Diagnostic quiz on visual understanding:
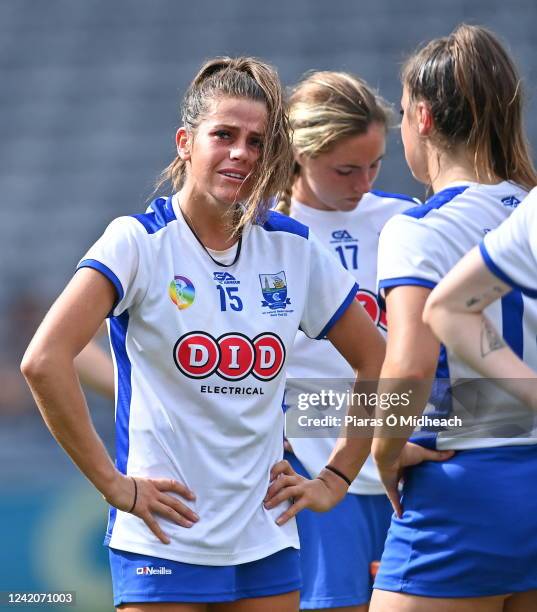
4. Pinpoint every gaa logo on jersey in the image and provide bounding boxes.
[330,229,358,243]
[213,272,240,285]
[501,195,521,209]
[356,289,387,330]
[173,331,285,381]
[259,272,291,310]
[169,275,195,310]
